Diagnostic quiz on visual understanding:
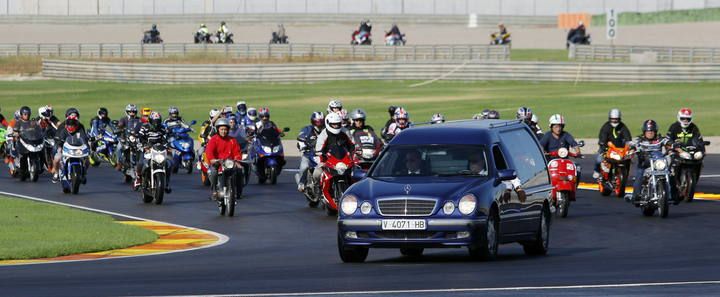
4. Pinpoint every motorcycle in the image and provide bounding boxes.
[566,29,591,49]
[490,32,512,45]
[60,135,89,194]
[599,142,633,198]
[251,127,289,185]
[319,146,355,216]
[295,148,321,208]
[352,130,383,172]
[119,128,140,184]
[42,135,56,172]
[17,128,44,182]
[672,140,711,203]
[215,32,234,44]
[91,123,119,168]
[4,131,19,177]
[270,31,289,44]
[168,120,196,174]
[546,142,583,218]
[139,143,169,205]
[351,30,372,45]
[142,31,163,44]
[632,139,672,218]
[385,32,405,46]
[214,159,244,217]
[194,31,211,44]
